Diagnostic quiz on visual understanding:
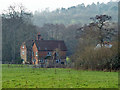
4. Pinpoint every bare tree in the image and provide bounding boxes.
[2,4,32,63]
[77,15,117,47]
[90,15,117,46]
